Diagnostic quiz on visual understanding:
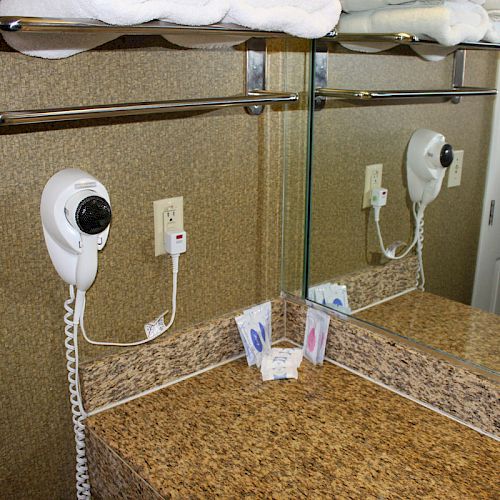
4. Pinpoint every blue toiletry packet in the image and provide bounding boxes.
[235,301,272,367]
